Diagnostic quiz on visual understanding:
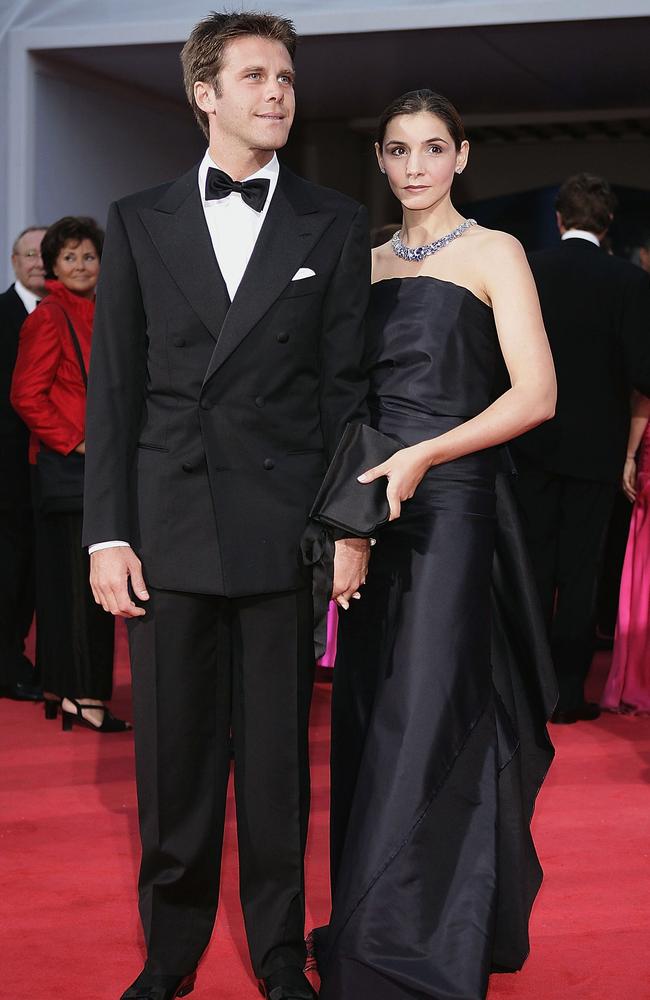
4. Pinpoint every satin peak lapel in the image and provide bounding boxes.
[203,178,334,383]
[138,168,230,343]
